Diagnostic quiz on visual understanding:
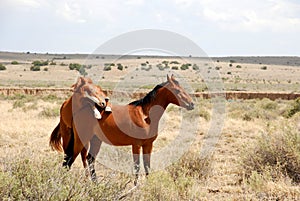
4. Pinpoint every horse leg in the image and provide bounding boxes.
[132,145,141,186]
[62,127,74,168]
[87,135,102,182]
[63,128,86,170]
[142,143,153,176]
[81,144,89,177]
